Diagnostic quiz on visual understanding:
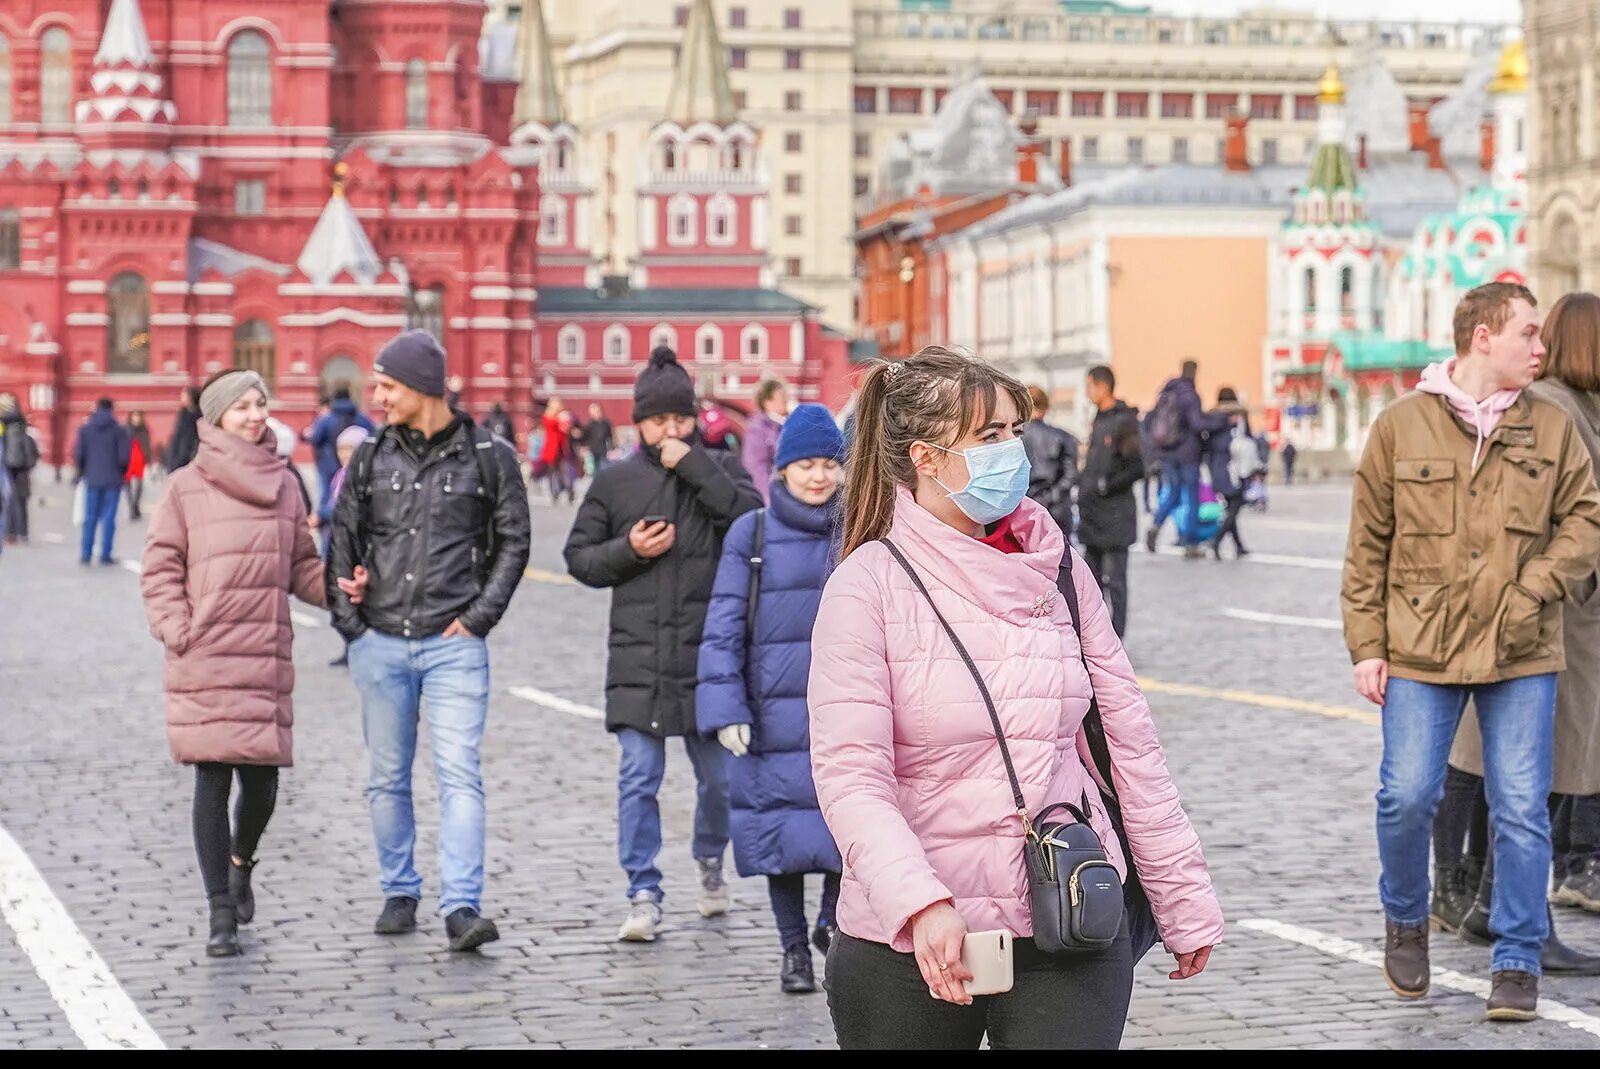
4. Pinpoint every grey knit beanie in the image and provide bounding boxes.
[199,370,268,425]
